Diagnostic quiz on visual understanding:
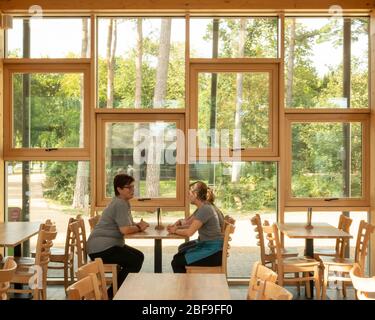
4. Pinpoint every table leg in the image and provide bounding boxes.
[154,239,162,273]
[305,239,314,298]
